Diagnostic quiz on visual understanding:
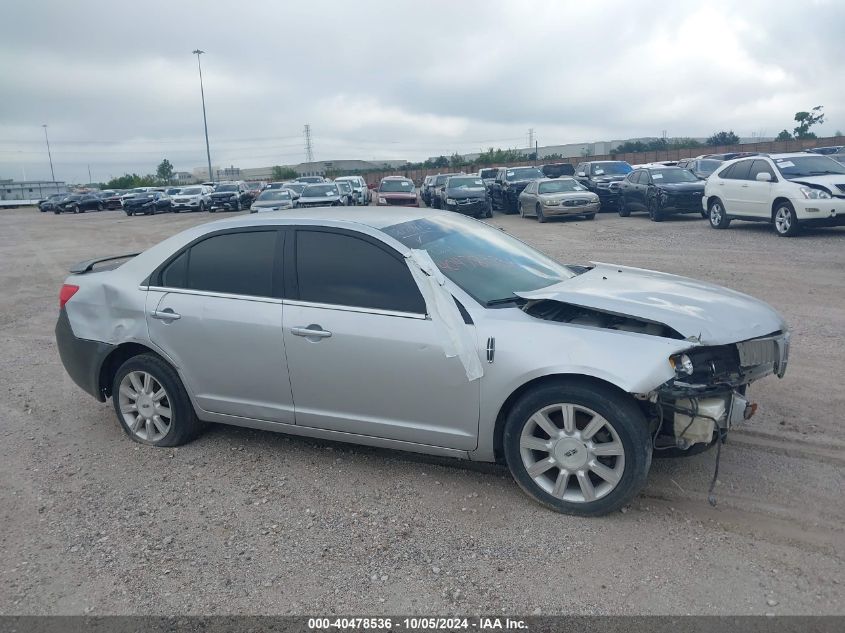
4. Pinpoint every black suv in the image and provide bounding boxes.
[55,193,105,214]
[573,161,633,210]
[540,163,576,178]
[440,175,492,218]
[209,181,253,212]
[489,166,544,213]
[429,173,463,209]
